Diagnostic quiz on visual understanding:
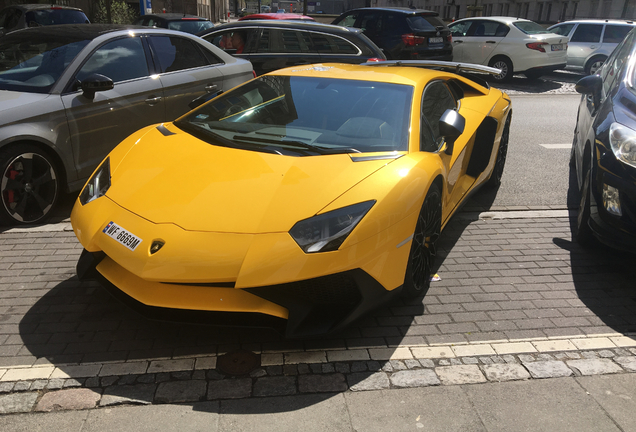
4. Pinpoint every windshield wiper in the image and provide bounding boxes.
[232,135,360,155]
